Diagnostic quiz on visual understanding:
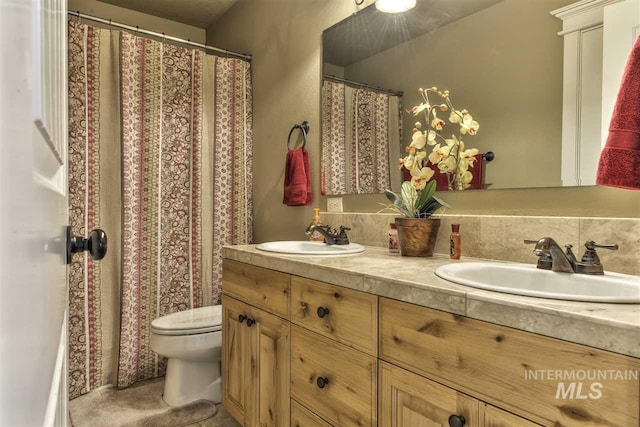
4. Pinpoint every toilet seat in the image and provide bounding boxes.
[151,305,222,336]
